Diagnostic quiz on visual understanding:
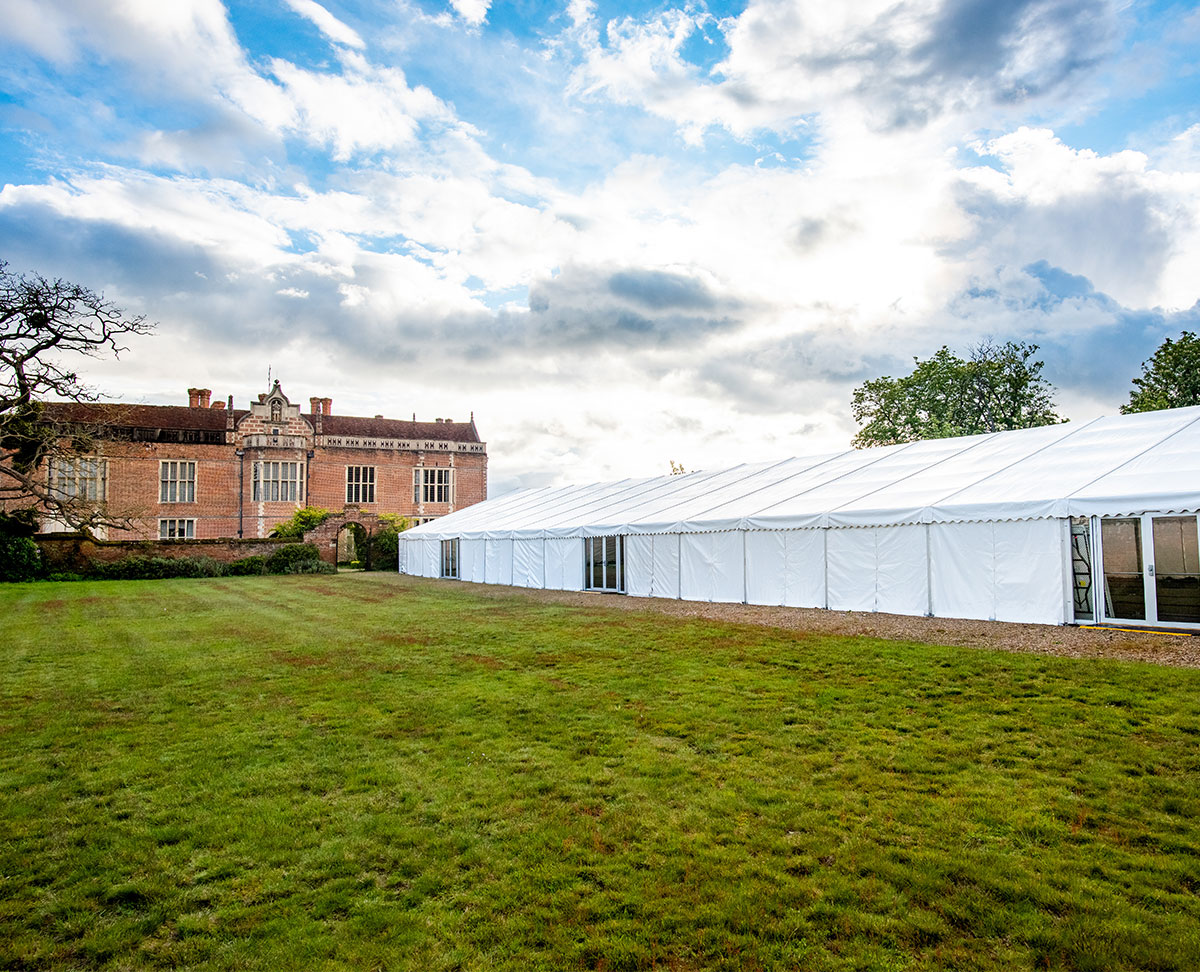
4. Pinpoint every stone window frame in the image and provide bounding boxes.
[159,518,195,539]
[159,460,196,503]
[346,465,376,504]
[50,456,107,502]
[252,461,304,502]
[413,467,454,504]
